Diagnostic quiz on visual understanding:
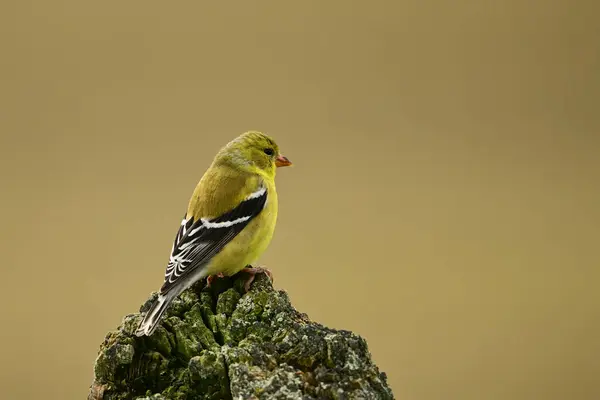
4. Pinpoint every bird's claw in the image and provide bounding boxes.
[241,265,274,292]
[206,272,225,288]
